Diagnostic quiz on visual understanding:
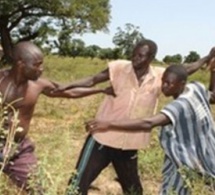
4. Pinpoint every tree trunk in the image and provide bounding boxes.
[0,18,13,64]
